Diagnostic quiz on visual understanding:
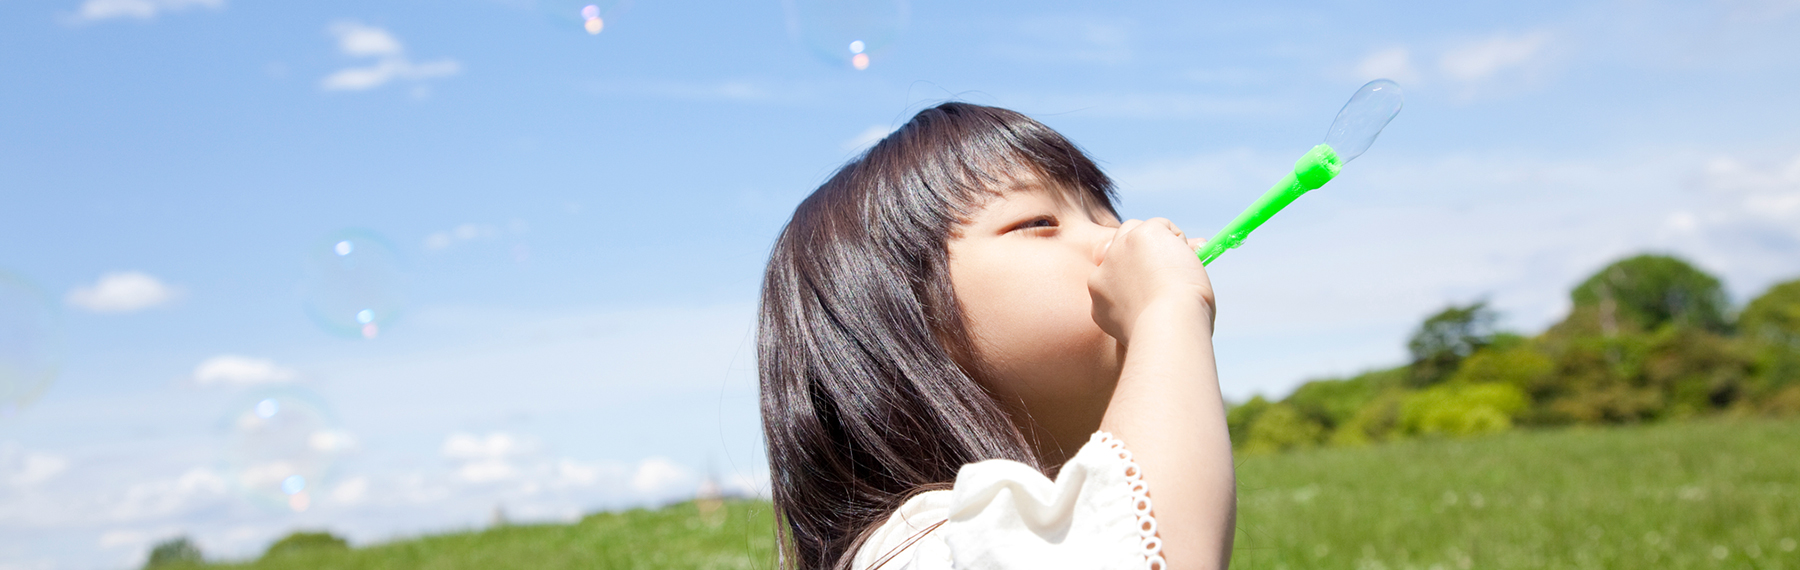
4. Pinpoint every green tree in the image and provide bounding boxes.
[262,530,350,559]
[143,536,202,569]
[1738,278,1800,408]
[1407,302,1500,386]
[1570,254,1729,333]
